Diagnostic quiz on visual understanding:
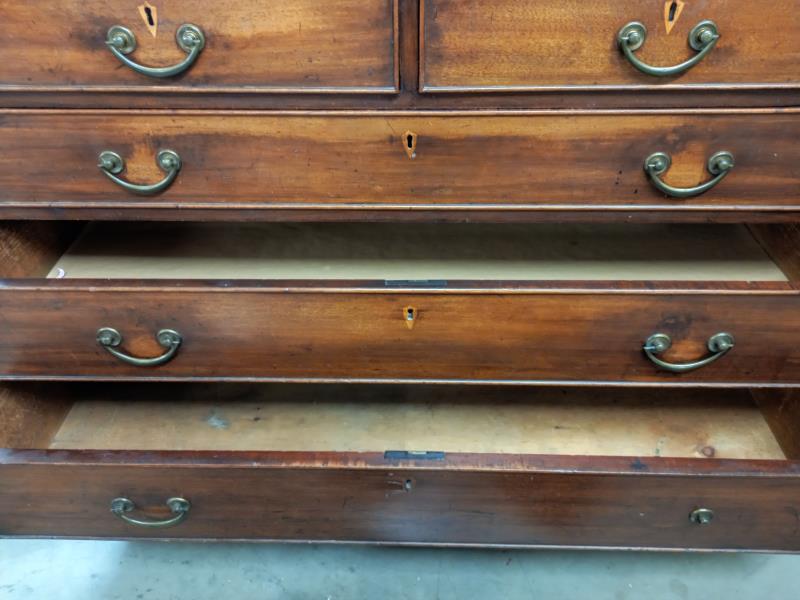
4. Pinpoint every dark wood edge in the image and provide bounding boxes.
[6,202,800,210]
[748,224,800,283]
[3,448,799,476]
[392,0,401,92]
[0,279,794,293]
[0,536,790,552]
[4,377,800,387]
[1,107,798,115]
[3,91,799,110]
[0,383,74,448]
[5,208,800,224]
[5,205,800,222]
[399,0,417,94]
[417,0,425,91]
[419,84,800,94]
[0,85,402,95]
[751,389,800,460]
[0,222,82,278]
